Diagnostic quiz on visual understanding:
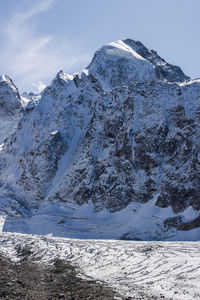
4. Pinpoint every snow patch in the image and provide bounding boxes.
[107,40,146,61]
[0,215,6,232]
